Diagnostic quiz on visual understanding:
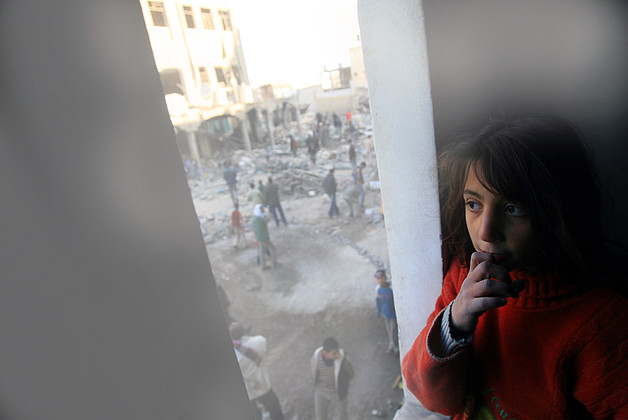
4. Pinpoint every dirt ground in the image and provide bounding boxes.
[188,143,406,419]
